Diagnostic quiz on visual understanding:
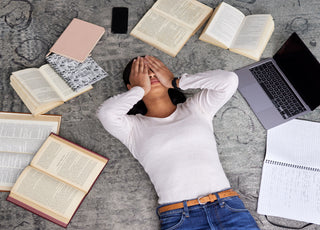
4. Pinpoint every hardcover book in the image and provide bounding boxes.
[48,18,105,62]
[7,133,109,228]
